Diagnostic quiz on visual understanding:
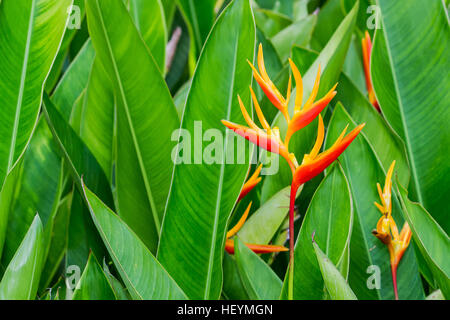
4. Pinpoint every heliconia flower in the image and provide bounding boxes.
[372,161,412,300]
[222,44,364,295]
[362,31,380,111]
[224,202,288,254]
[221,88,297,173]
[238,164,263,201]
[287,116,365,263]
[284,60,338,148]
